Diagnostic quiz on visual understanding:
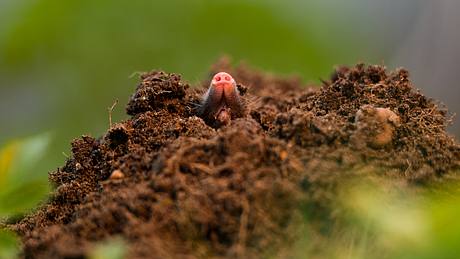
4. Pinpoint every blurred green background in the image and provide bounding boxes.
[1,0,459,175]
